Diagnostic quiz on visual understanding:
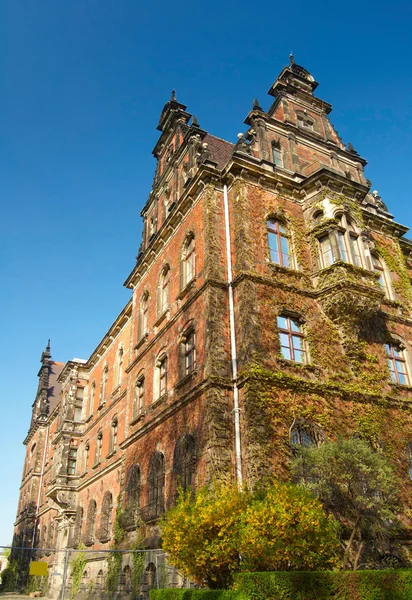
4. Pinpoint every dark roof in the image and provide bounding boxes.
[48,361,65,414]
[204,134,234,170]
